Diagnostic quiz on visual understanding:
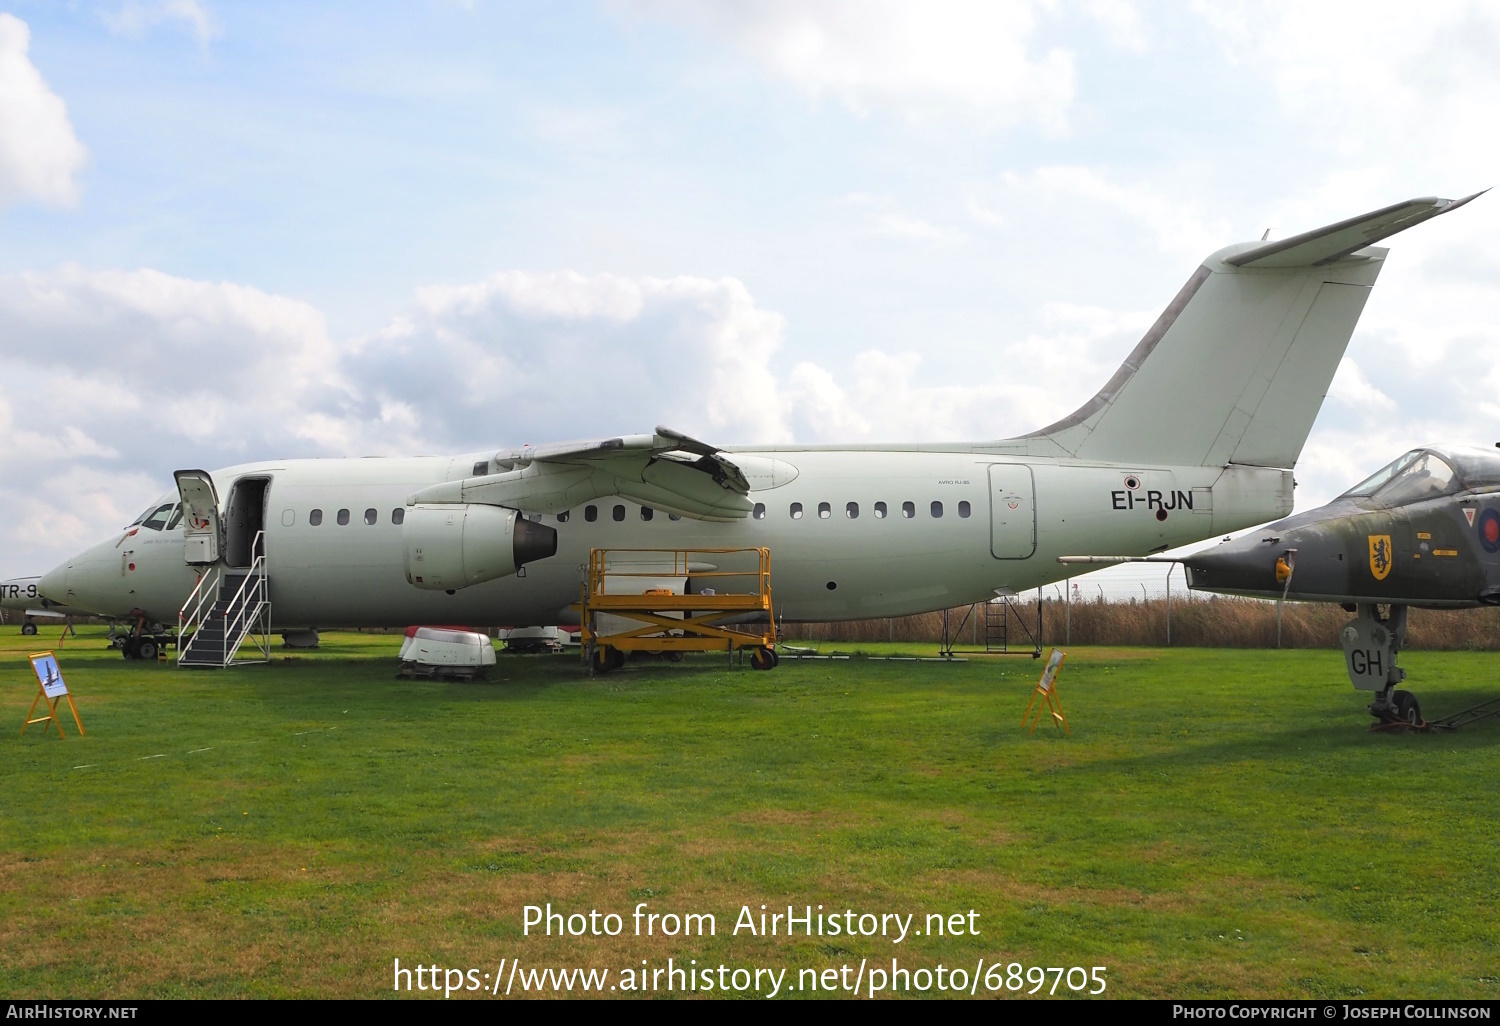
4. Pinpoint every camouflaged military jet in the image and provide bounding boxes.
[1175,446,1500,725]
